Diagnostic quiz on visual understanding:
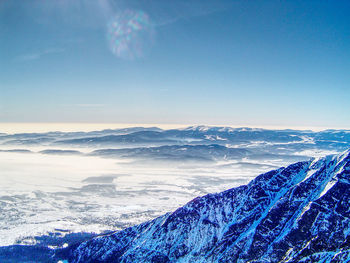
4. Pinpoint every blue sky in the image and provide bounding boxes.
[0,0,349,129]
